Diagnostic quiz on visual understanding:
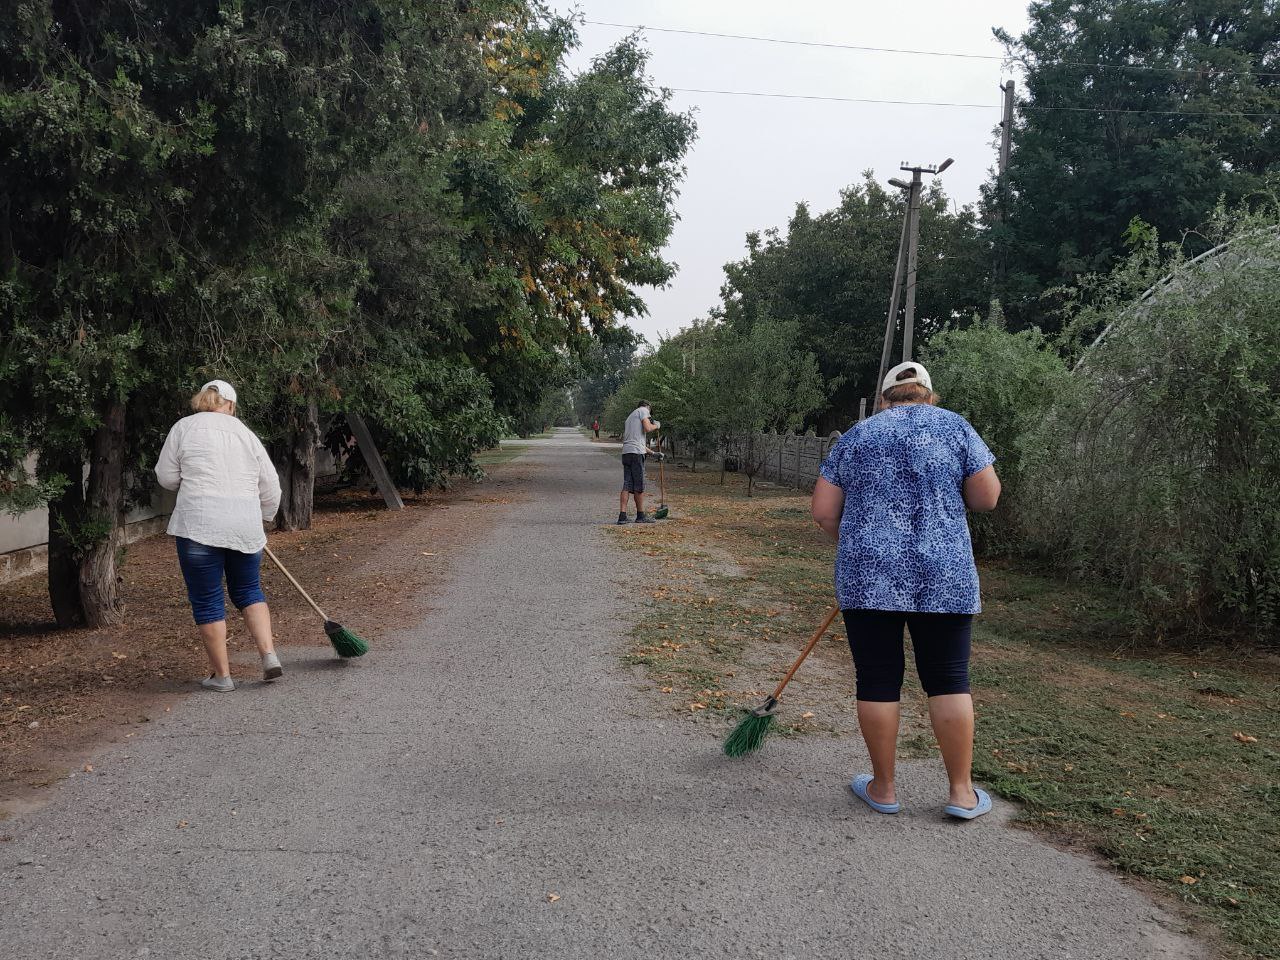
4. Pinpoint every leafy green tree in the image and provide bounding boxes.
[989,0,1280,328]
[720,175,986,431]
[1019,209,1280,642]
[573,325,644,426]
[704,316,826,496]
[923,302,1073,552]
[0,4,694,626]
